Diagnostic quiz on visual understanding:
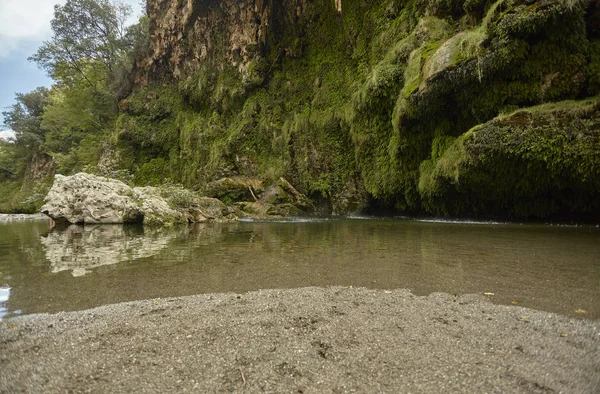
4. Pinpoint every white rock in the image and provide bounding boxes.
[40,173,235,225]
[41,173,142,224]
